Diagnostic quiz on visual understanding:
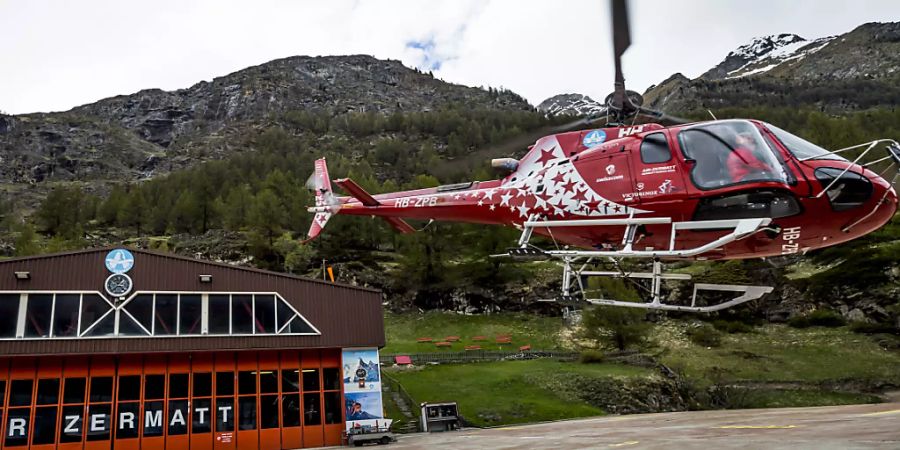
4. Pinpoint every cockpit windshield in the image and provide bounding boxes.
[765,123,848,162]
[678,120,792,189]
